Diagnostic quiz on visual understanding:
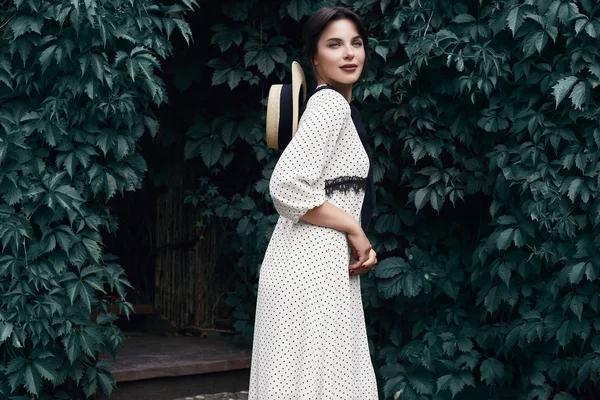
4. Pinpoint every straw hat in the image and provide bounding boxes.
[266,61,307,149]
